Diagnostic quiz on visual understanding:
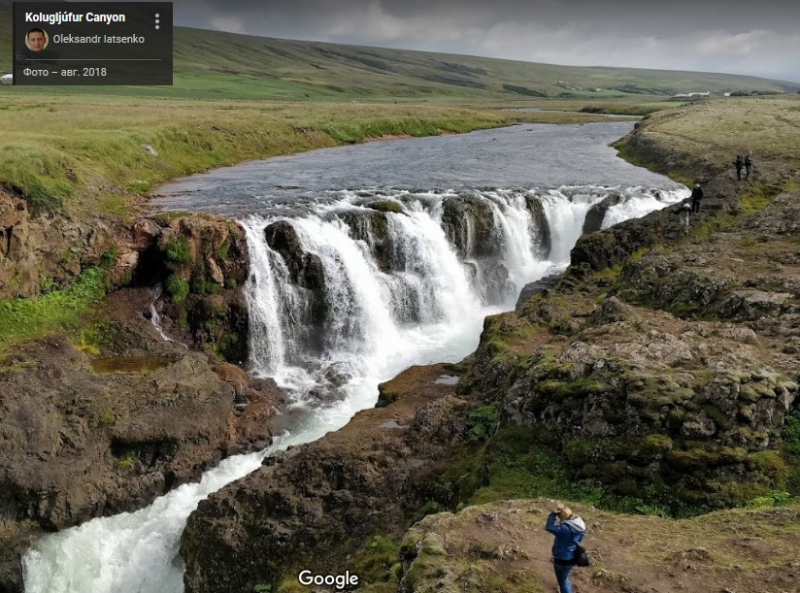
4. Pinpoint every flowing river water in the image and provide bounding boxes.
[22,122,688,592]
